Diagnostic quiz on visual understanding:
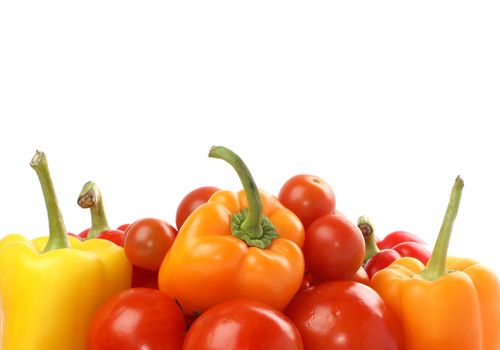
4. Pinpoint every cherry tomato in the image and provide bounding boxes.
[278,174,336,228]
[131,265,159,289]
[303,213,365,281]
[284,281,403,350]
[96,229,125,246]
[377,230,425,250]
[392,241,431,265]
[350,266,369,285]
[364,249,402,279]
[124,218,177,271]
[183,299,303,350]
[88,288,185,350]
[175,186,220,230]
[117,223,130,231]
